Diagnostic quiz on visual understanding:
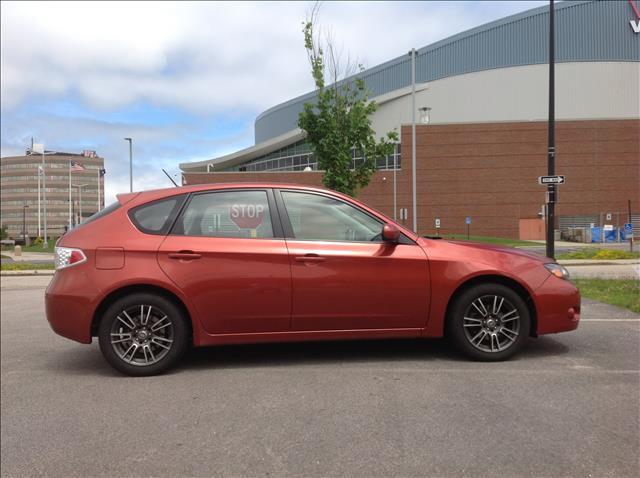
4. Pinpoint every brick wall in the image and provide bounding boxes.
[183,119,639,238]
